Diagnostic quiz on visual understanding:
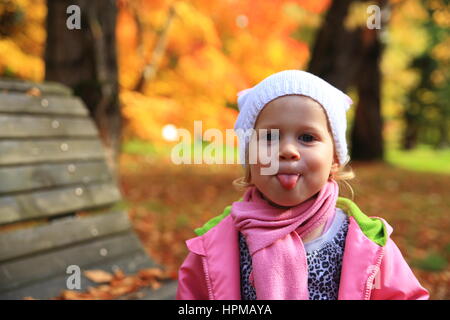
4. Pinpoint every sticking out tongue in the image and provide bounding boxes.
[276,174,299,190]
